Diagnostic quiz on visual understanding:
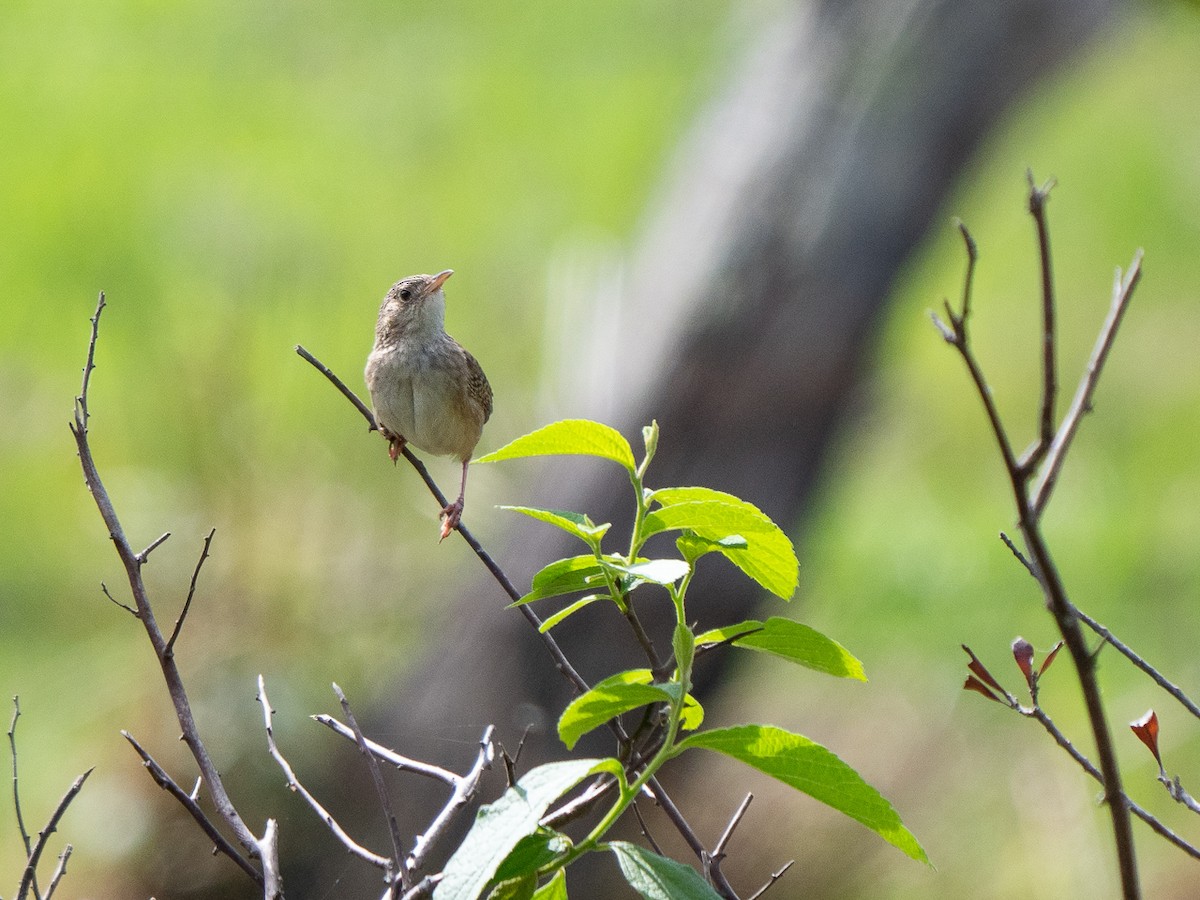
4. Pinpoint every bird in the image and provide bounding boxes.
[364,269,493,540]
